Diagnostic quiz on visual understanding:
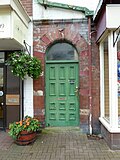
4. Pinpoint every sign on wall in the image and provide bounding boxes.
[0,11,10,38]
[6,95,20,105]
